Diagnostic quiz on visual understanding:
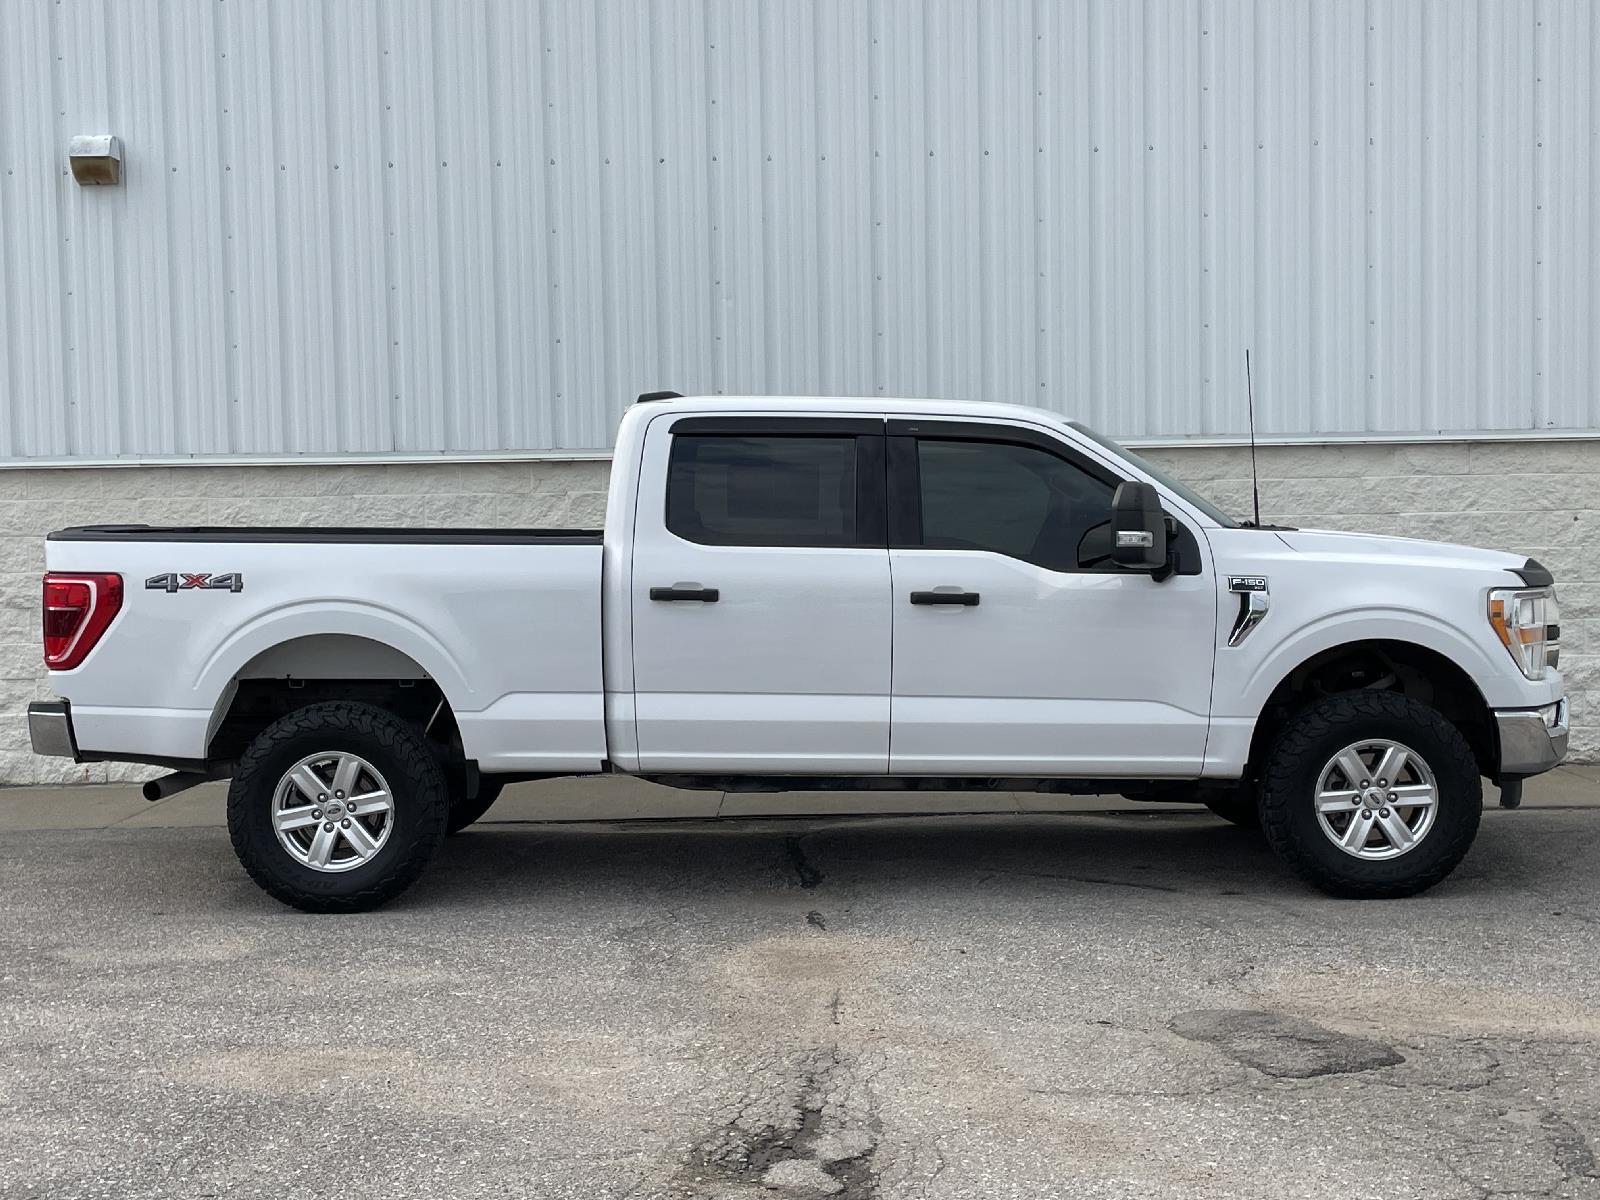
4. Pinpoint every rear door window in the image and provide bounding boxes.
[667,435,862,547]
